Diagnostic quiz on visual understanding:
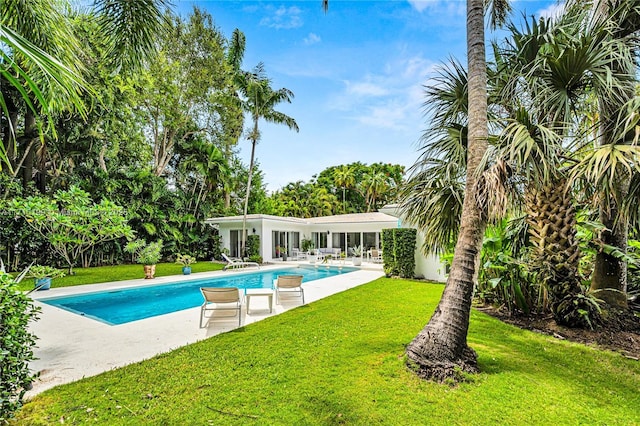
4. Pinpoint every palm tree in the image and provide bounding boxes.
[1,0,170,173]
[400,58,470,252]
[221,28,248,210]
[581,0,640,307]
[484,2,639,326]
[405,0,511,381]
[360,170,389,212]
[237,63,299,256]
[333,165,355,213]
